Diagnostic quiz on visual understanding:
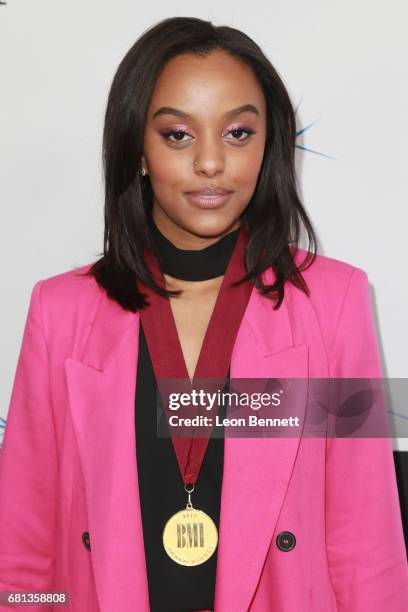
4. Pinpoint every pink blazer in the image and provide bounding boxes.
[0,249,407,612]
